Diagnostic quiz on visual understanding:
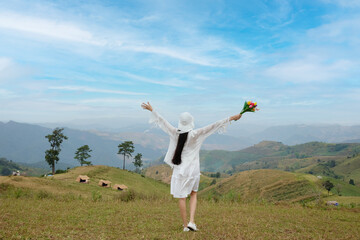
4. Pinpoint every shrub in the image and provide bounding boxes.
[36,190,52,199]
[91,191,102,202]
[55,169,67,174]
[14,188,24,199]
[117,189,136,202]
[0,183,12,192]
